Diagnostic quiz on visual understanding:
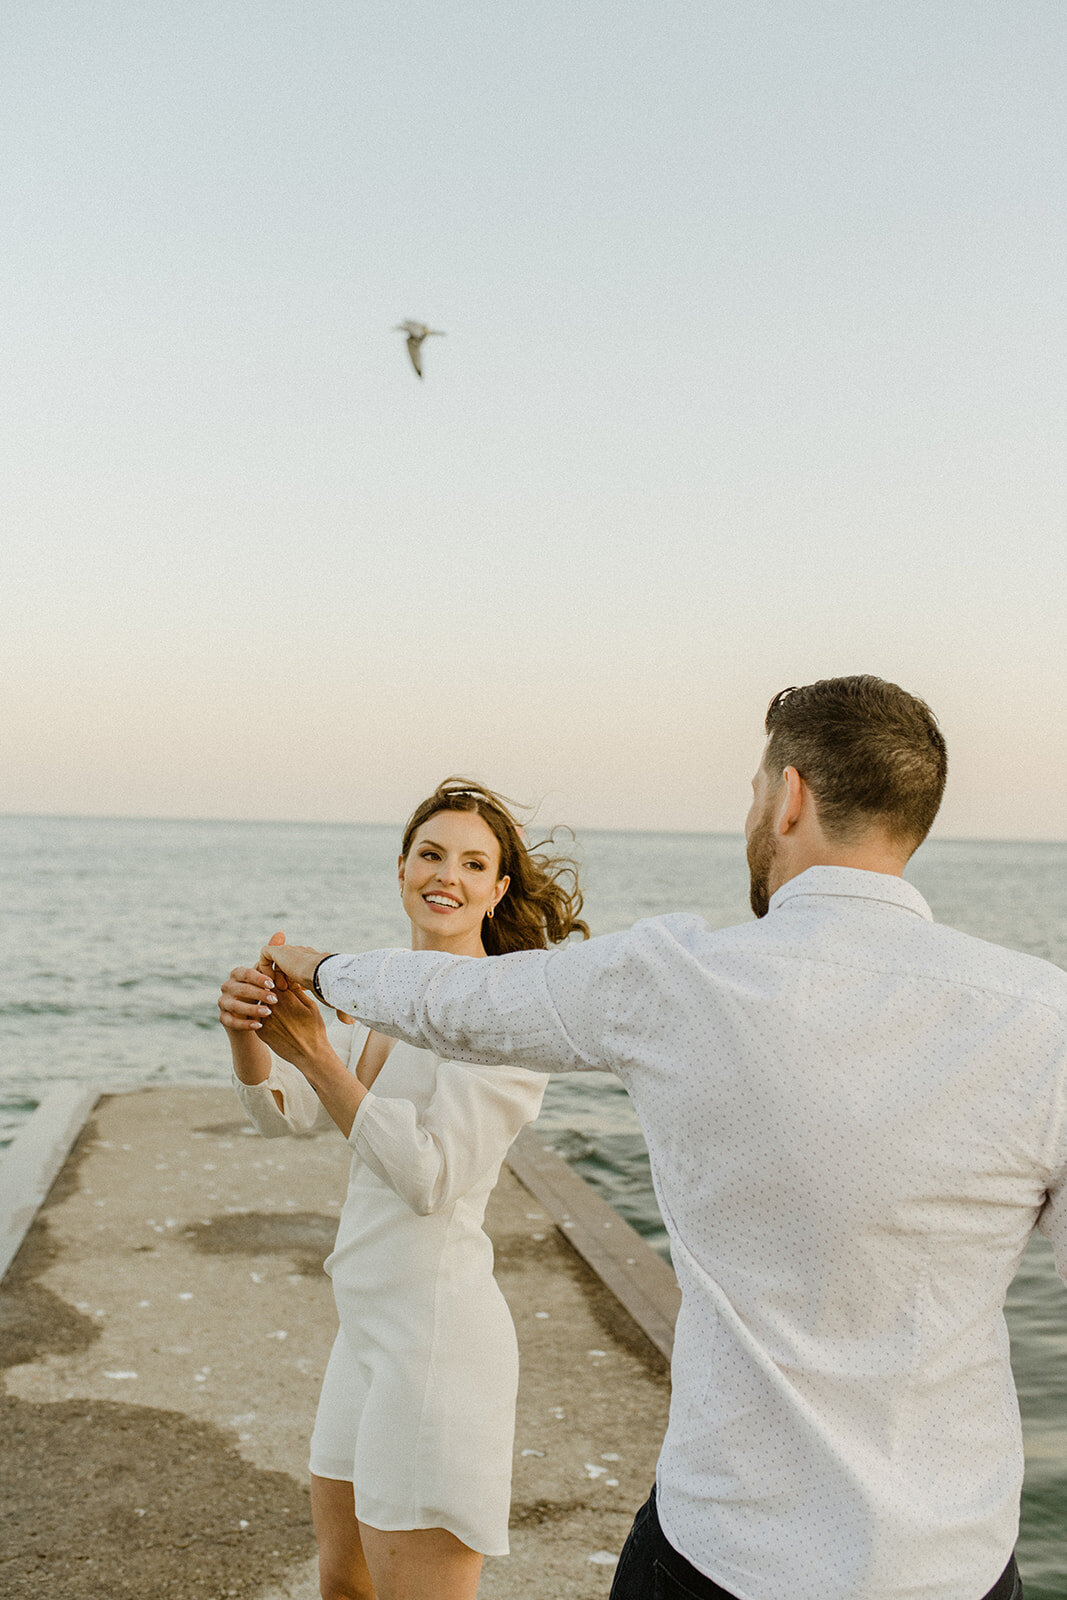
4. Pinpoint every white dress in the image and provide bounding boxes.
[233,1019,546,1556]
